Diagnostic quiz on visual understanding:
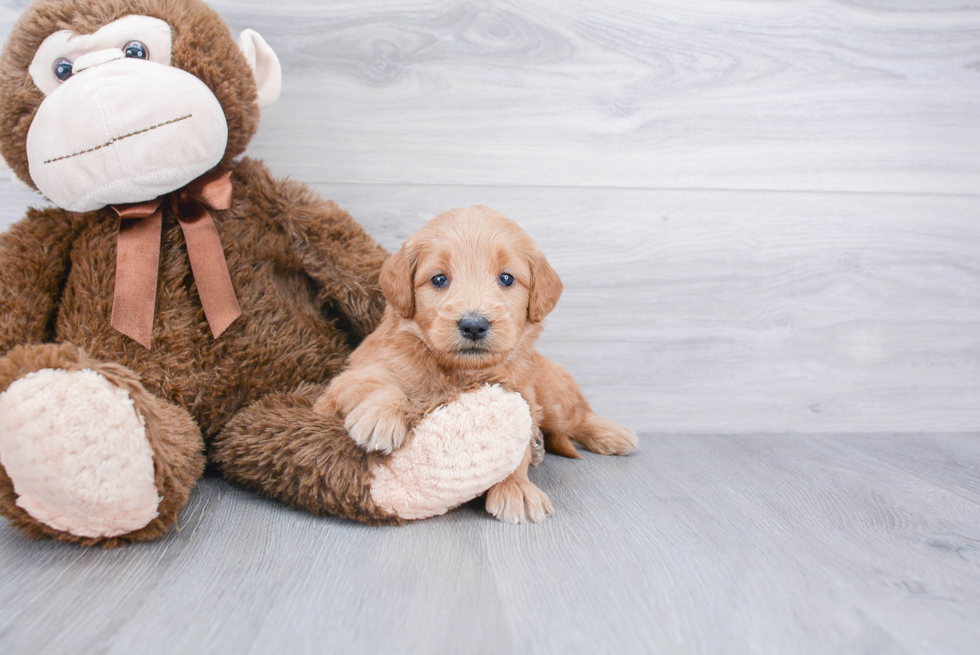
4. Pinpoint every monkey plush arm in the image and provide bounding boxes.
[253,166,388,339]
[0,208,78,355]
[280,190,388,338]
